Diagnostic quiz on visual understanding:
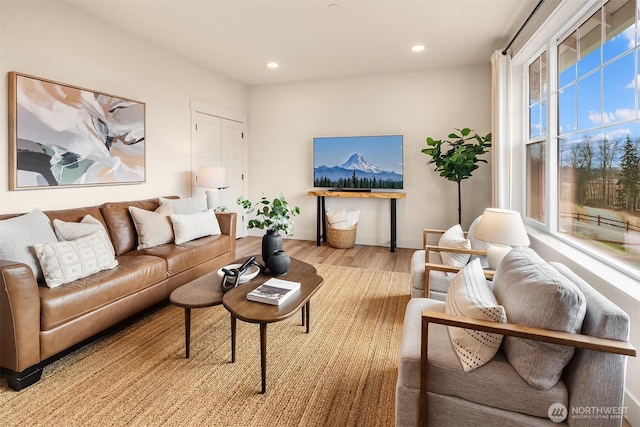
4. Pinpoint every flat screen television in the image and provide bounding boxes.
[313,135,403,190]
